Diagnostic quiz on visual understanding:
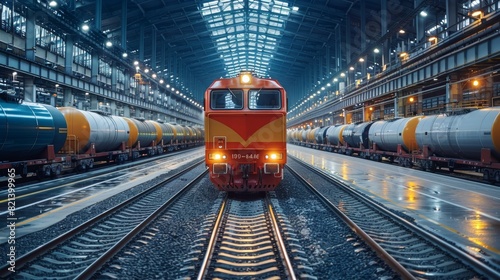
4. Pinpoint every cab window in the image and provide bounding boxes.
[249,90,281,110]
[210,89,243,109]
